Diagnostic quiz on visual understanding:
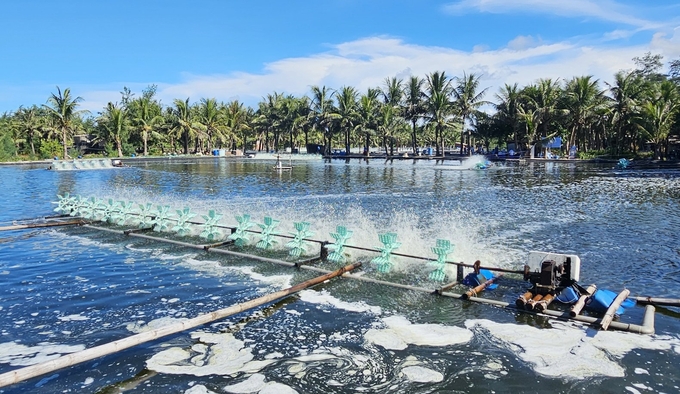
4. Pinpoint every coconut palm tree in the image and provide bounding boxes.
[15,105,44,156]
[294,96,313,148]
[607,71,646,154]
[640,80,680,159]
[403,76,425,153]
[277,95,308,153]
[224,100,251,152]
[195,98,226,153]
[310,85,336,155]
[43,87,86,159]
[517,103,541,157]
[172,98,196,154]
[381,77,403,108]
[151,107,177,154]
[495,83,523,151]
[357,88,381,155]
[252,100,272,152]
[563,76,605,151]
[290,96,311,151]
[377,103,404,155]
[260,92,285,152]
[532,79,563,141]
[516,81,563,157]
[99,102,129,157]
[334,86,359,155]
[453,72,488,155]
[129,94,163,156]
[423,71,454,156]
